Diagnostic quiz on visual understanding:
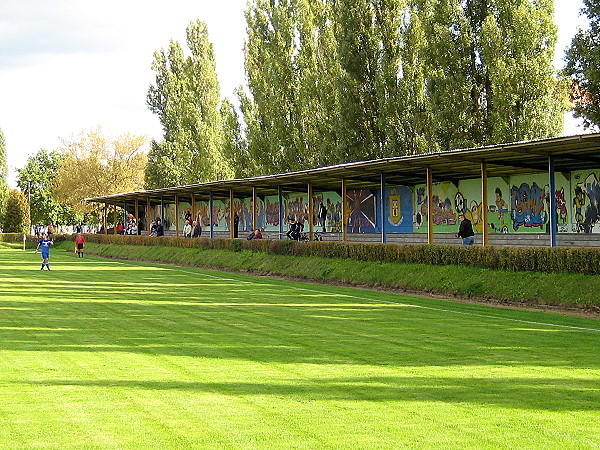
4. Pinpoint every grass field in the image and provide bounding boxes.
[1,245,599,449]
